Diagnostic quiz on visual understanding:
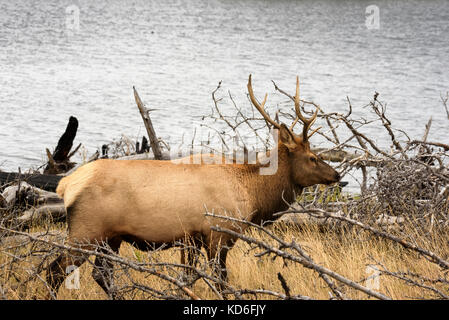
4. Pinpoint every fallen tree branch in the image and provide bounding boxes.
[133,87,163,160]
[409,140,449,152]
